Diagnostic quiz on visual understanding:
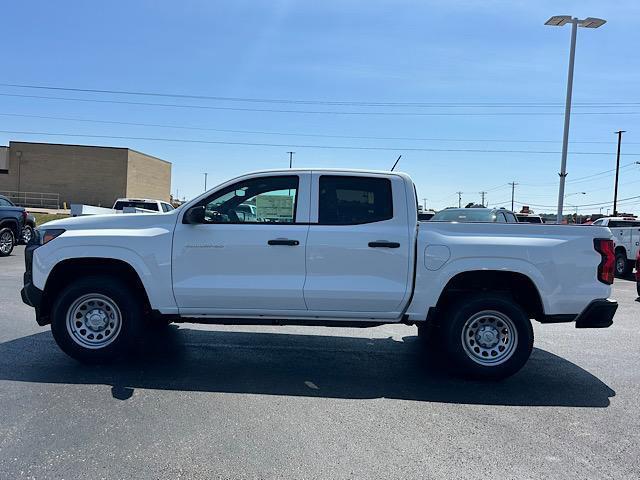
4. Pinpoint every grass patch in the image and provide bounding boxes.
[31,213,70,227]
